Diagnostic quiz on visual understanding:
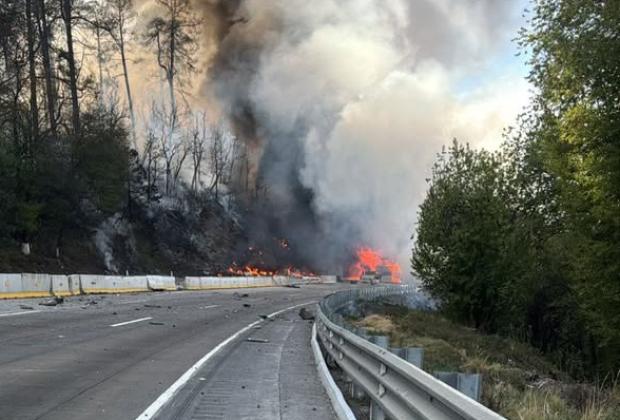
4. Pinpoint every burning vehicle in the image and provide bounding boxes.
[346,247,401,284]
